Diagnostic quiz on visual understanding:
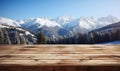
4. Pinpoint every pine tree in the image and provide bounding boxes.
[0,28,4,44]
[14,31,20,44]
[117,29,120,40]
[37,29,45,44]
[19,35,27,44]
[91,31,100,43]
[3,29,11,44]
